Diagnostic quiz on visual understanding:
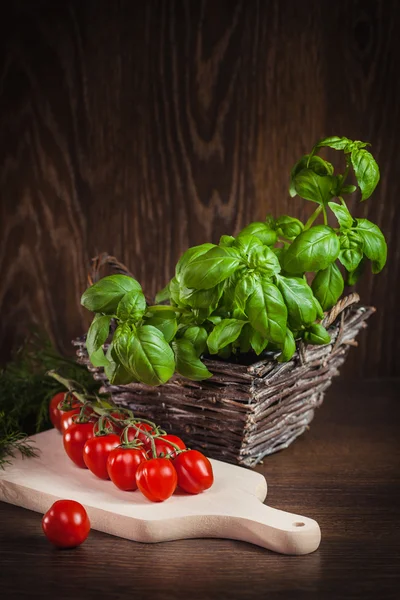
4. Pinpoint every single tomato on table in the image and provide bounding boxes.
[173,450,214,494]
[42,500,90,548]
[147,434,186,459]
[135,458,177,502]
[63,421,95,468]
[83,434,120,479]
[107,446,147,491]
